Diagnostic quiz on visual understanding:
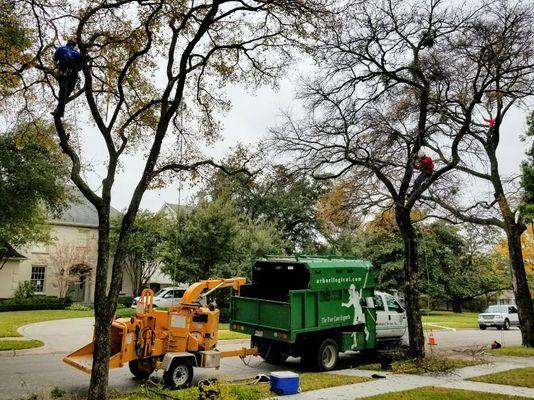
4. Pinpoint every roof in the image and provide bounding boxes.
[50,186,120,228]
[159,202,192,216]
[0,241,27,260]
